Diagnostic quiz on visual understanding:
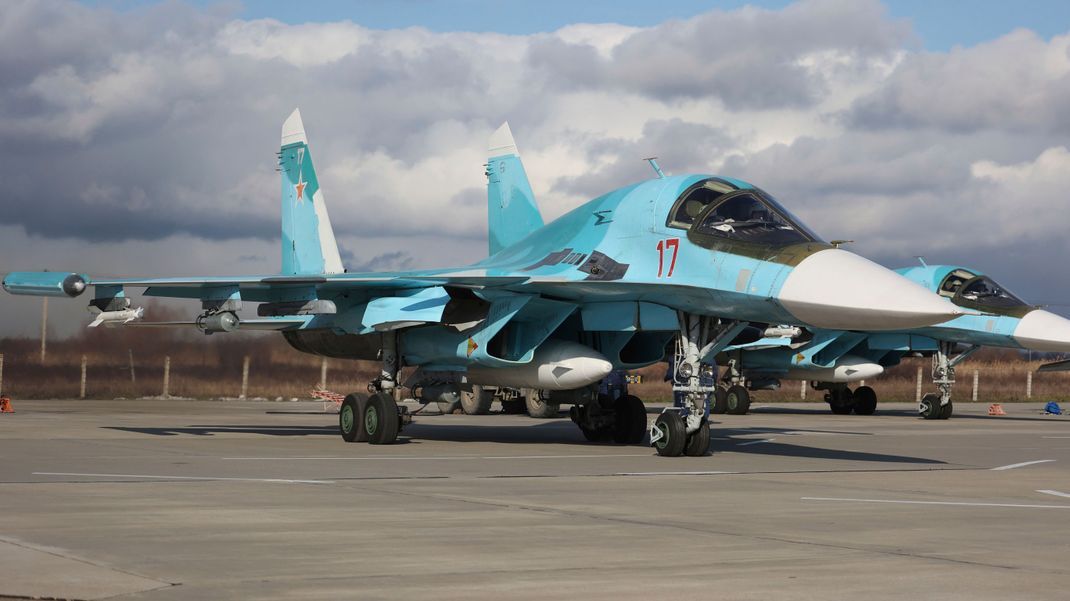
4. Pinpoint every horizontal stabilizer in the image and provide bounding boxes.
[1038,359,1070,373]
